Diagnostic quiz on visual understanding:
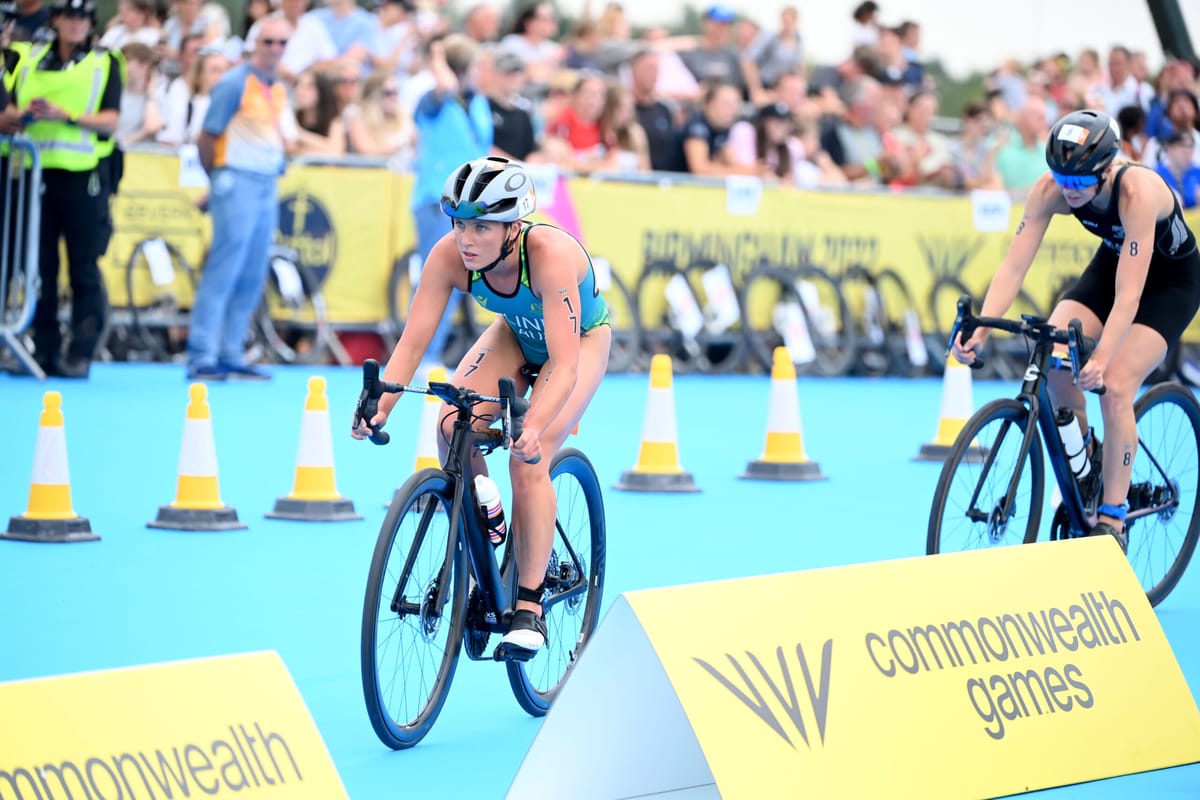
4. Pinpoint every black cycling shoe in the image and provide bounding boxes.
[1089,520,1128,554]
